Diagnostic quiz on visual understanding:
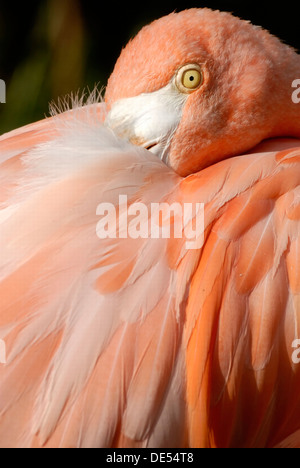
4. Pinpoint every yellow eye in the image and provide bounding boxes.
[175,64,203,93]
